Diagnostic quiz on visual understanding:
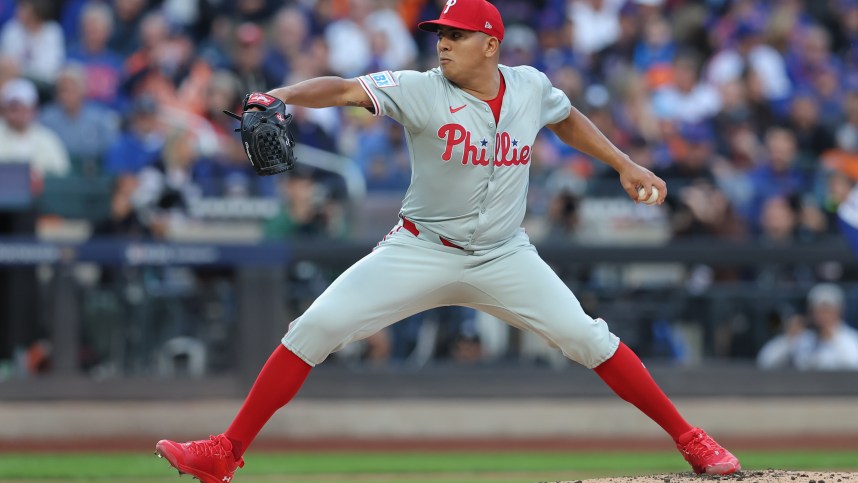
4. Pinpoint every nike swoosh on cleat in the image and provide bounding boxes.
[449,105,466,114]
